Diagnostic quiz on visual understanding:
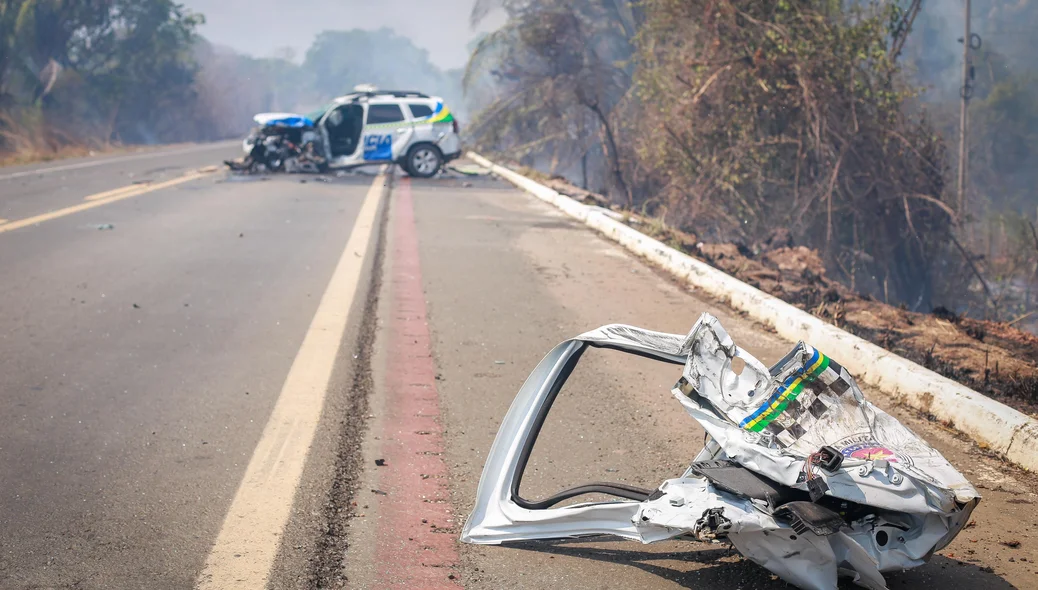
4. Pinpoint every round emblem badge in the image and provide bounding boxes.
[835,435,915,467]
